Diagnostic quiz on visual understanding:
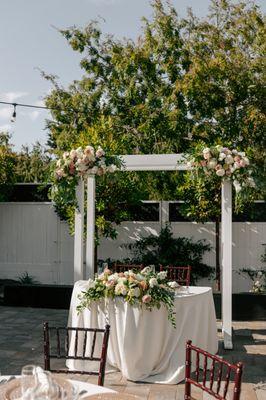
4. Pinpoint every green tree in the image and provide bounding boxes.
[0,132,16,201]
[15,142,52,183]
[43,0,265,268]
